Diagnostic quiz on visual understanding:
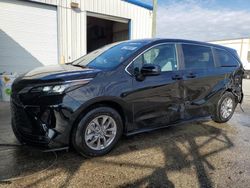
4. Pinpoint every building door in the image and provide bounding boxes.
[87,12,129,53]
